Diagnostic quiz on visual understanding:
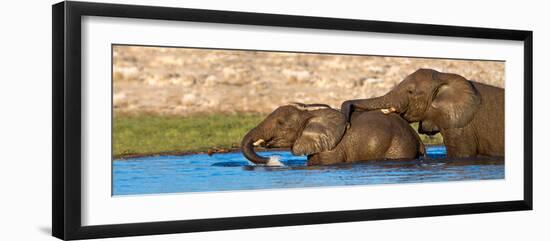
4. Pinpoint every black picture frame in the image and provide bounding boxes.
[52,1,533,240]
